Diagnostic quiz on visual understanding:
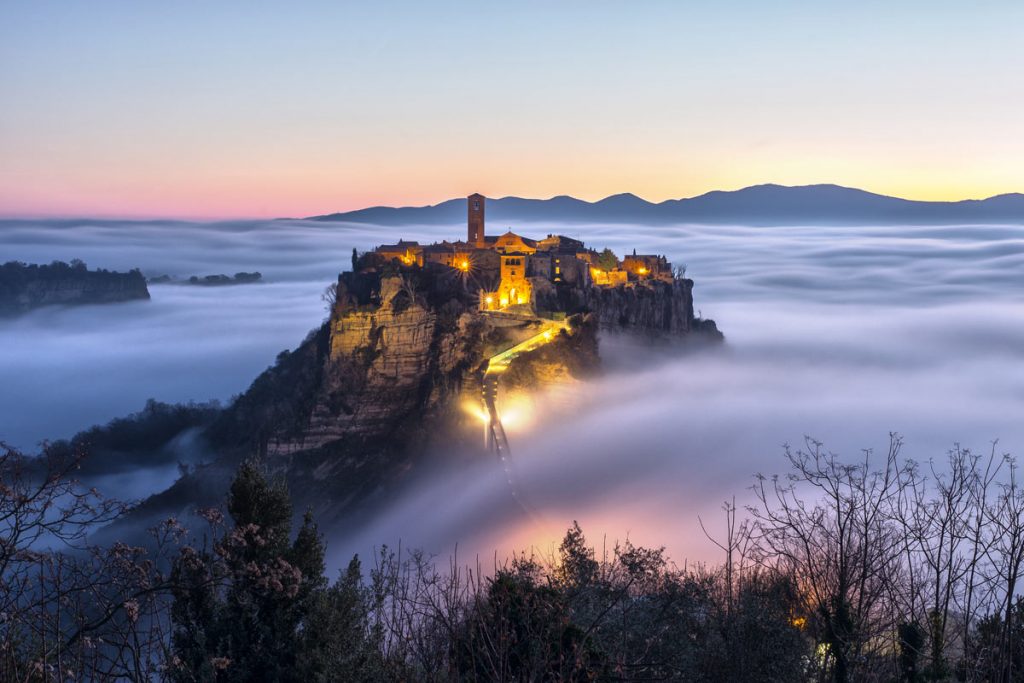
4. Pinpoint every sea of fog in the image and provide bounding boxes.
[2,218,1024,565]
